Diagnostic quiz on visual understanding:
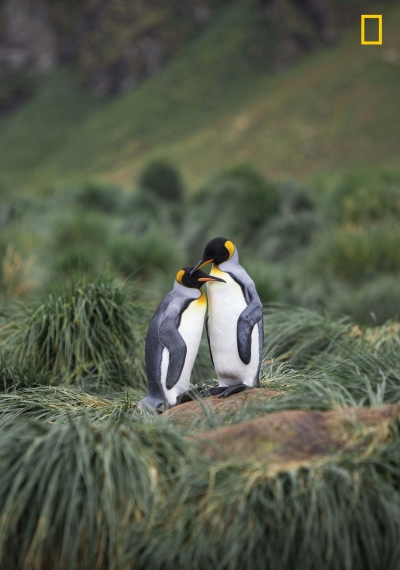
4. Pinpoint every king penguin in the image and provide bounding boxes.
[138,267,226,411]
[191,237,264,398]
